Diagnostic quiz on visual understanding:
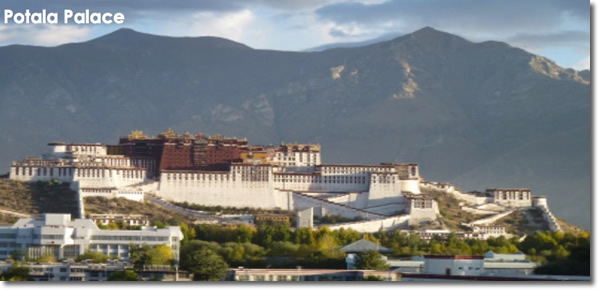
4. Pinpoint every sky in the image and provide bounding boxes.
[0,0,591,70]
